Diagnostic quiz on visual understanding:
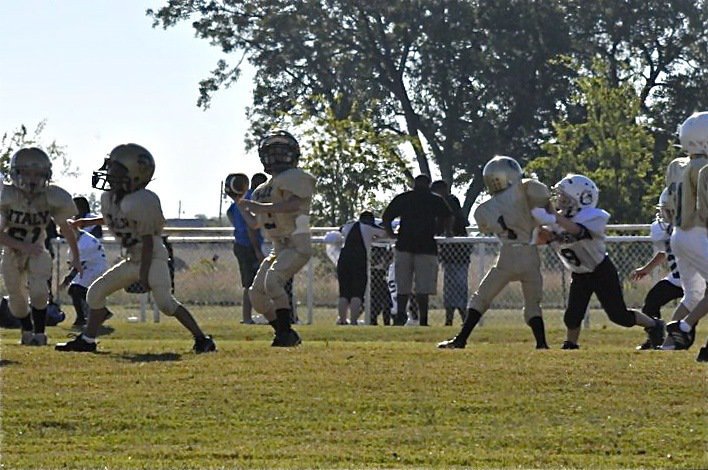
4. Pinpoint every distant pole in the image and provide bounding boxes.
[178,200,182,219]
[218,180,224,225]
